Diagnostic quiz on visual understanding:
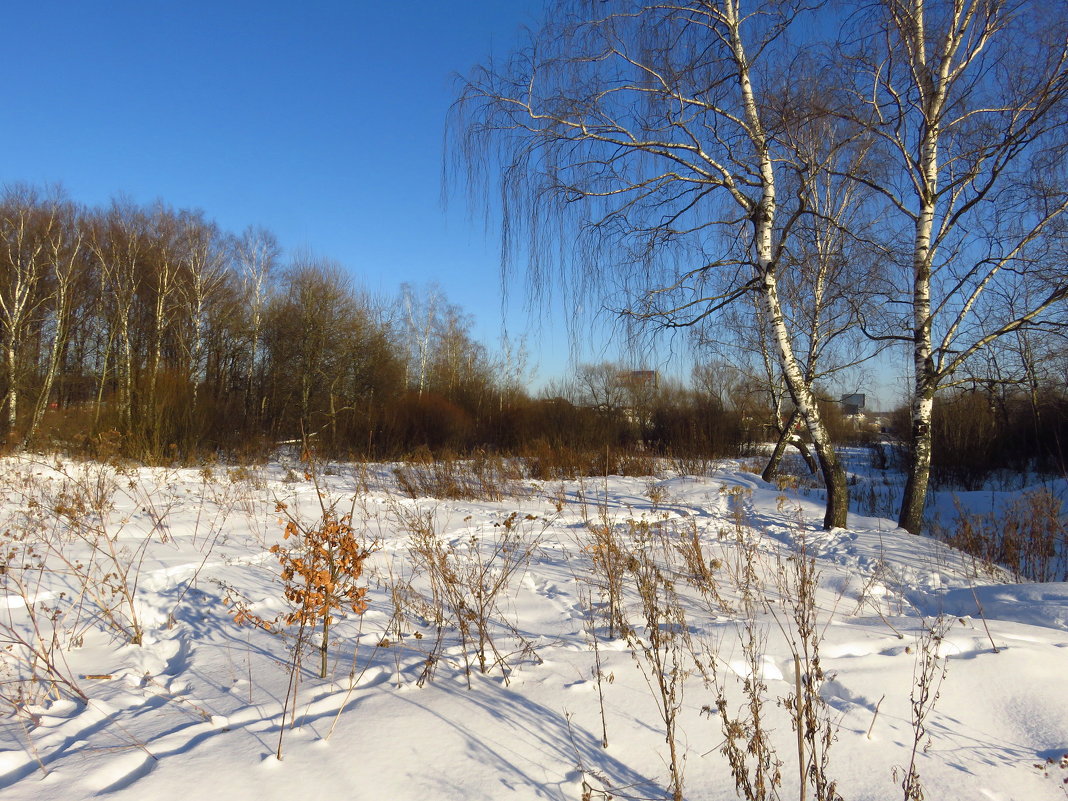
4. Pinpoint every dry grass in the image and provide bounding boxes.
[936,488,1067,582]
[393,449,526,501]
[391,501,547,687]
[0,450,966,798]
[523,442,662,481]
[0,459,220,717]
